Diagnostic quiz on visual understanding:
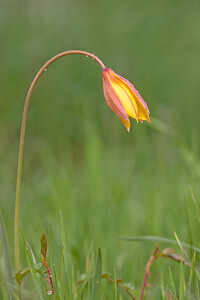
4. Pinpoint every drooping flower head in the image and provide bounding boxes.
[102,68,150,131]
